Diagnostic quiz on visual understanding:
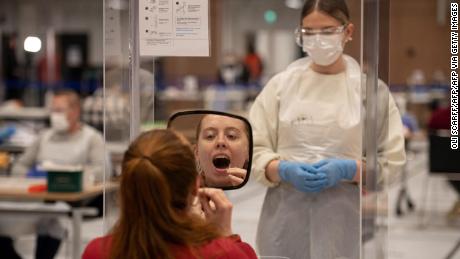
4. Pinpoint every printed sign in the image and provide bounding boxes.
[139,0,210,56]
